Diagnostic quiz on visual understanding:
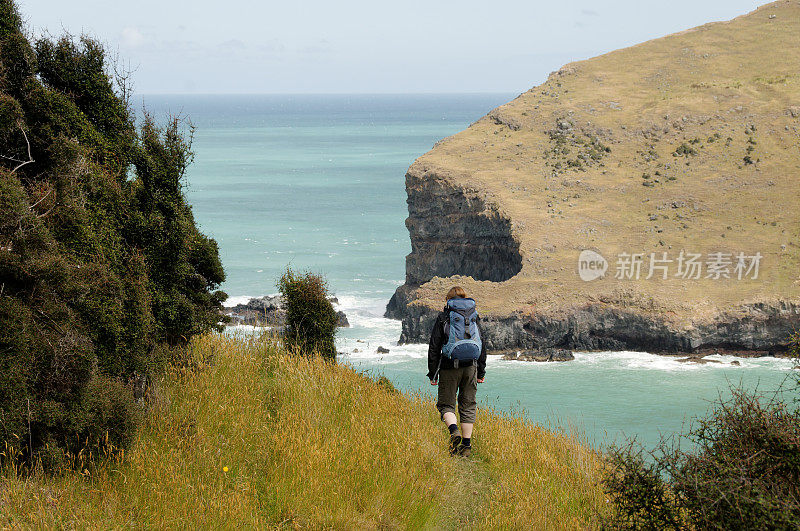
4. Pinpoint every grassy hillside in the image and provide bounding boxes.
[1,334,605,529]
[406,0,800,324]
